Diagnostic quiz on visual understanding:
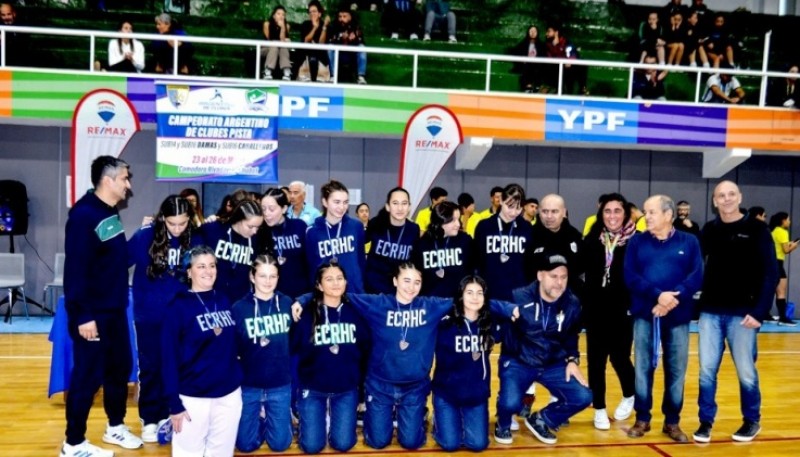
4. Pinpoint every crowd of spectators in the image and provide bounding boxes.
[0,0,798,108]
